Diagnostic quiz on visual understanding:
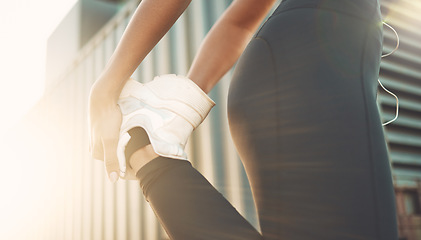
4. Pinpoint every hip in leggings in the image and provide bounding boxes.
[134,0,399,239]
